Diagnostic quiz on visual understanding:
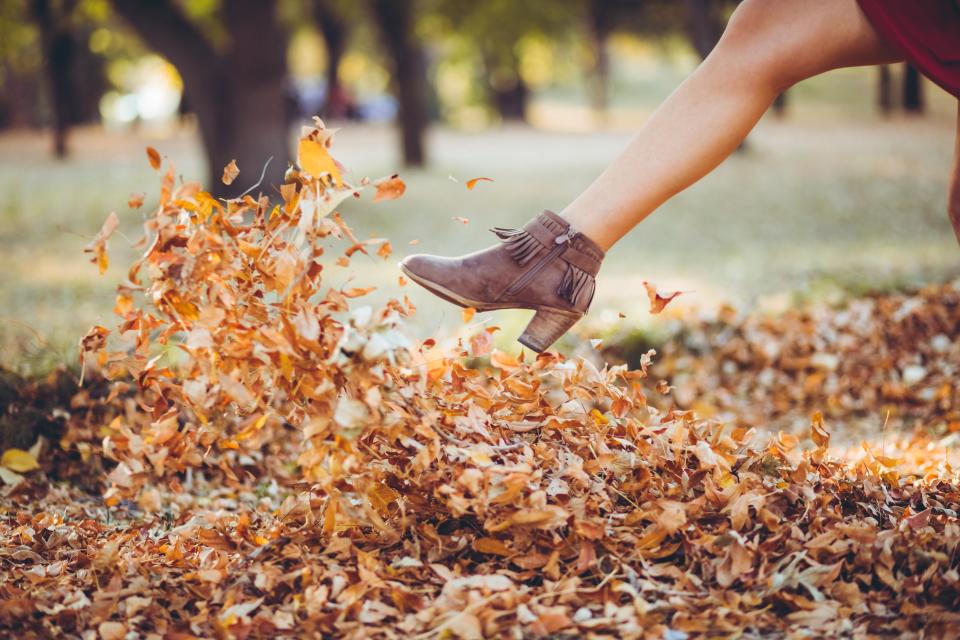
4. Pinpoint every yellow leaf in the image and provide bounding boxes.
[298,138,342,185]
[590,408,609,425]
[2,448,39,472]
